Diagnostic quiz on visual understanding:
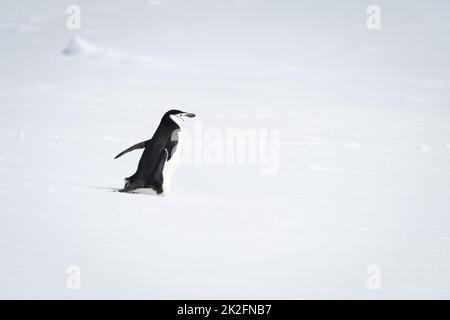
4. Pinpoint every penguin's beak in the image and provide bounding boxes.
[184,113,196,118]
